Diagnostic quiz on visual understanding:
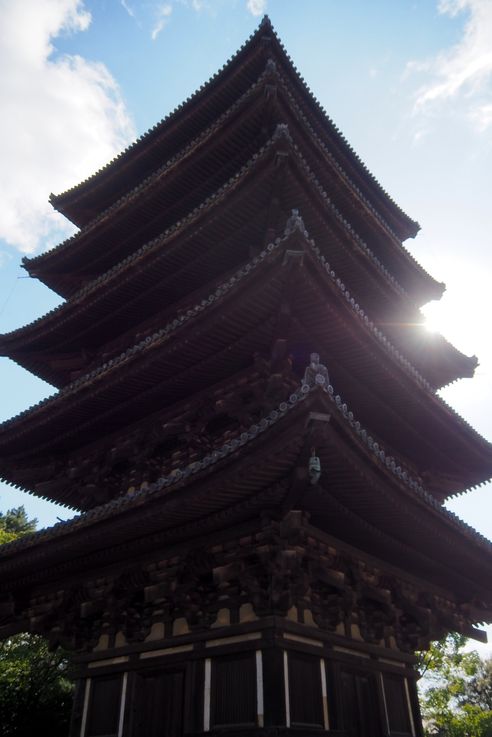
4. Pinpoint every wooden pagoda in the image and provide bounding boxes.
[1,17,492,737]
